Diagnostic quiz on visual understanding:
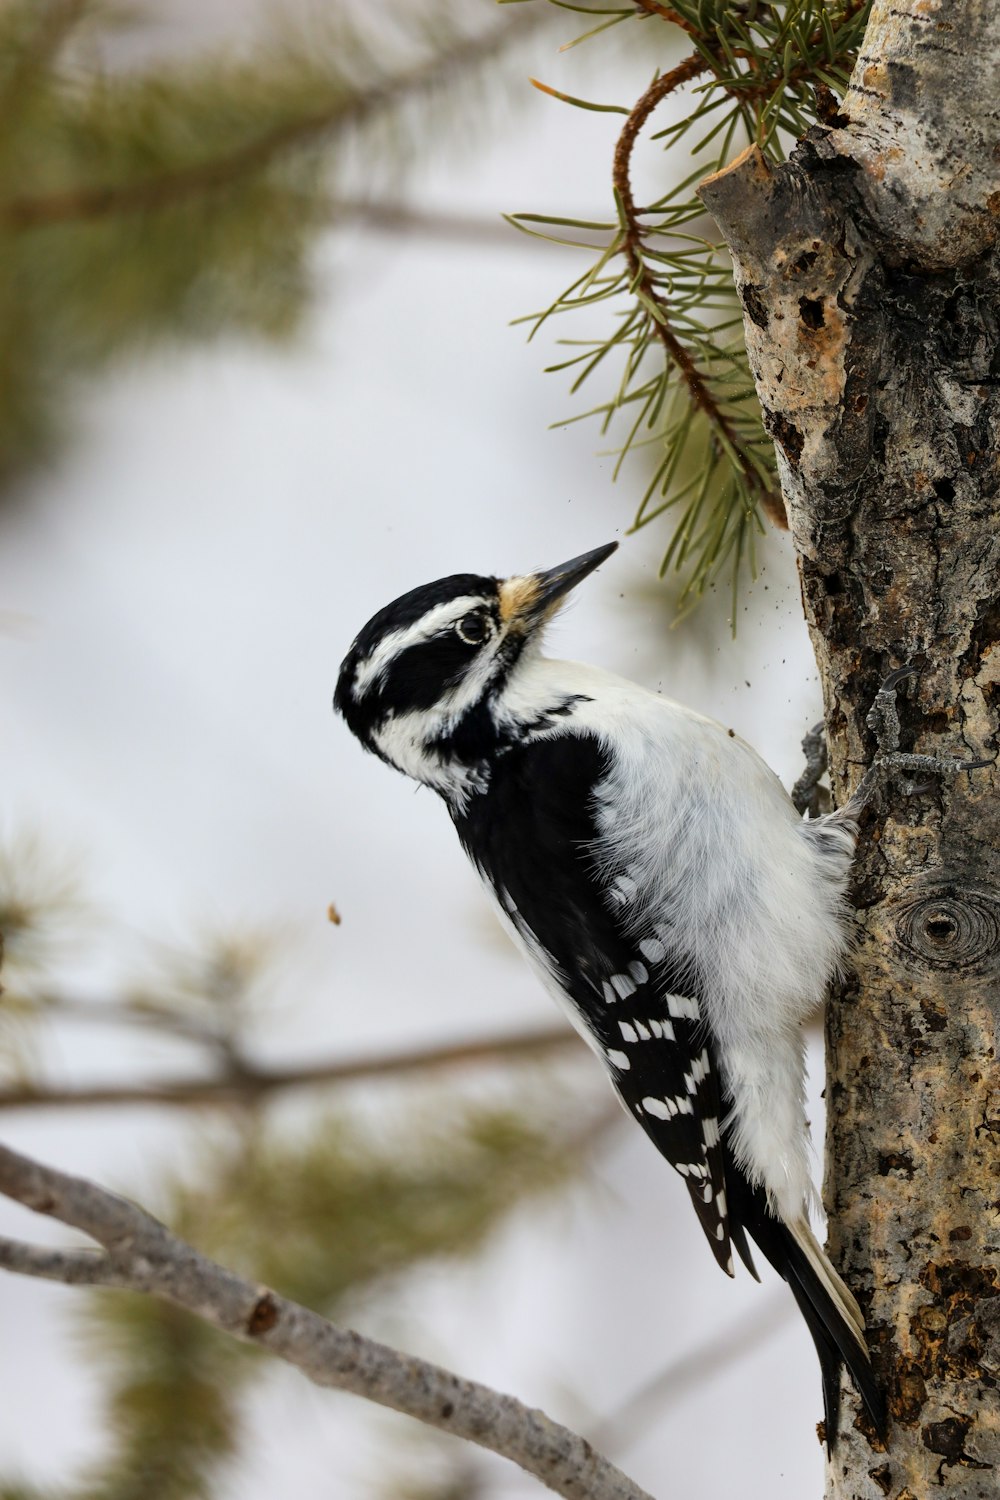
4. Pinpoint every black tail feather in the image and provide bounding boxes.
[777,1213,886,1445]
[725,1160,886,1449]
[784,1273,846,1441]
